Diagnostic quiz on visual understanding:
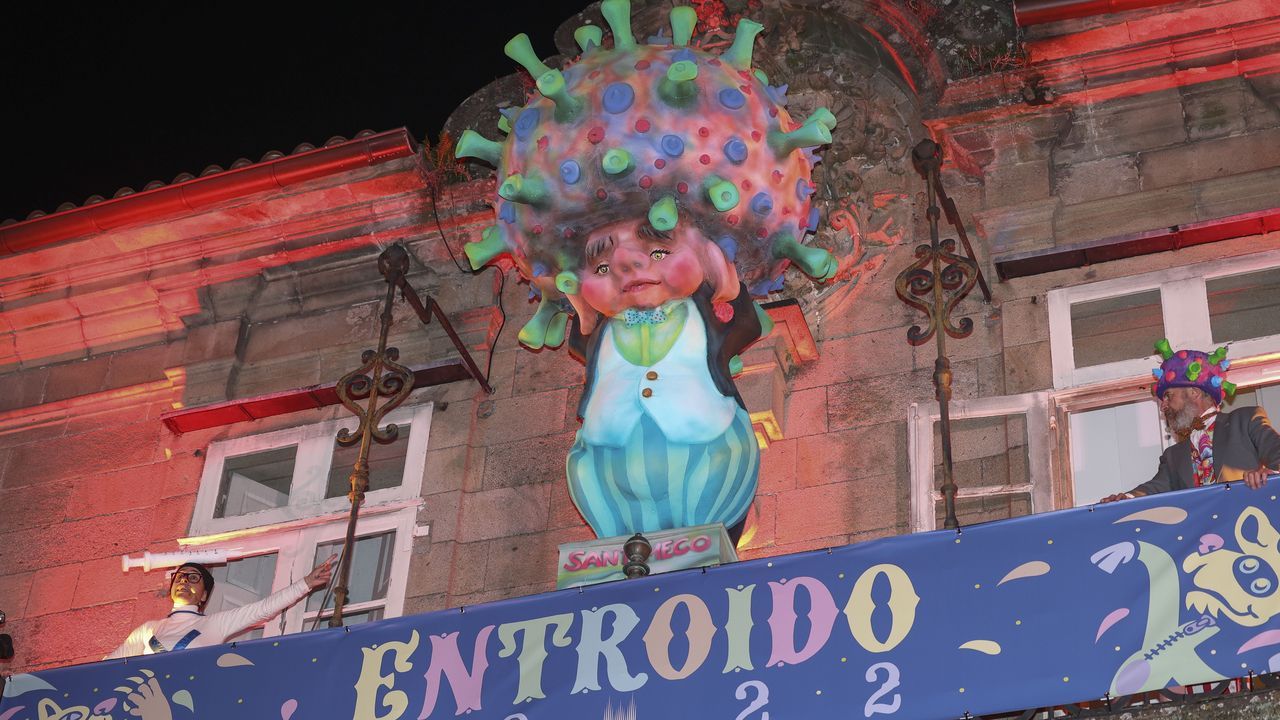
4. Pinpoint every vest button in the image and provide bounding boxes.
[641,388,653,398]
[646,370,659,381]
